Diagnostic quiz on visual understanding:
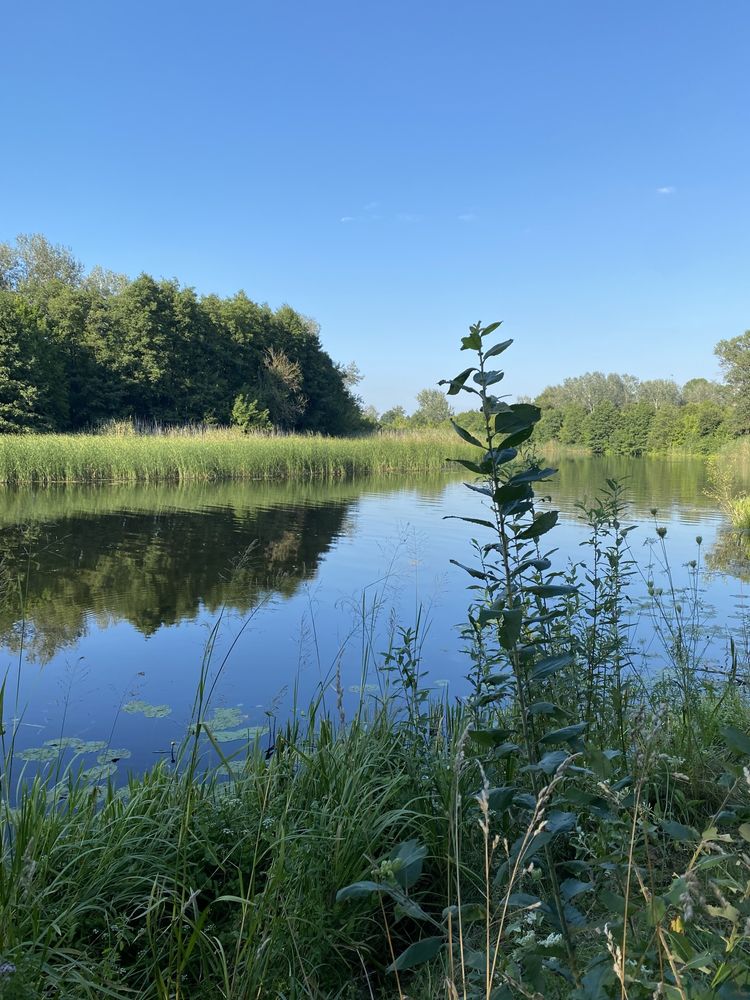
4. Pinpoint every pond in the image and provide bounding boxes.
[2,456,748,780]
